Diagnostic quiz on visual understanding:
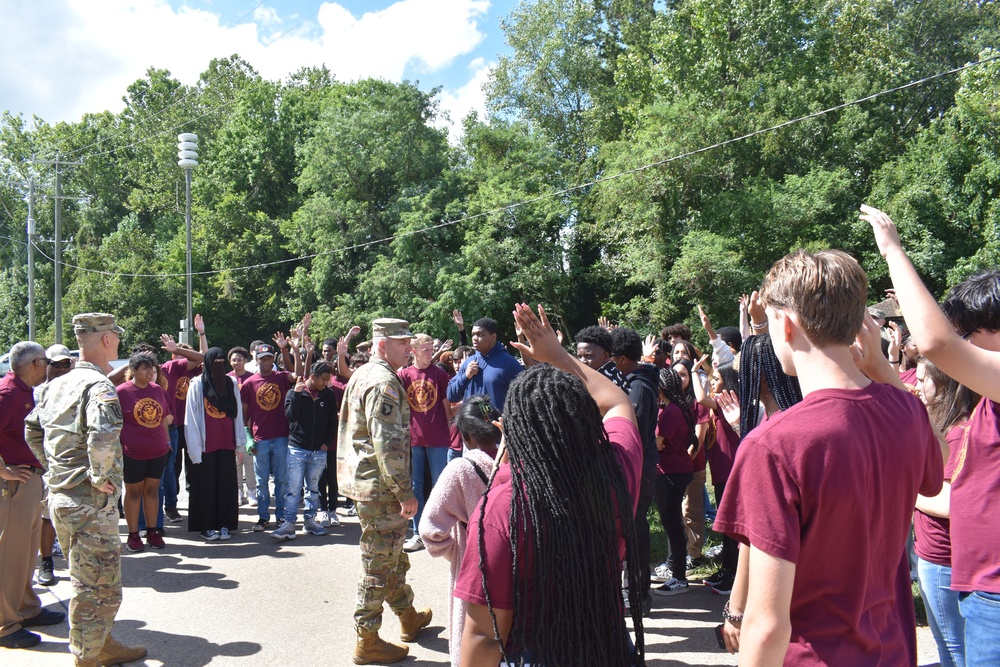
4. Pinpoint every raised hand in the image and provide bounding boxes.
[598,316,610,329]
[346,325,362,340]
[337,336,349,357]
[738,294,749,311]
[860,204,904,259]
[301,312,312,332]
[643,334,657,359]
[887,321,902,362]
[439,339,454,353]
[160,333,178,353]
[748,291,766,327]
[851,313,894,383]
[698,305,715,337]
[885,288,898,304]
[556,329,564,345]
[693,353,710,373]
[510,303,567,366]
[715,389,741,425]
[452,309,464,330]
[273,331,288,349]
[194,313,205,334]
